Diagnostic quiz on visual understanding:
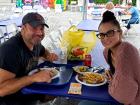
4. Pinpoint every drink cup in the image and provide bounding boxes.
[84,54,91,67]
[60,47,67,64]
